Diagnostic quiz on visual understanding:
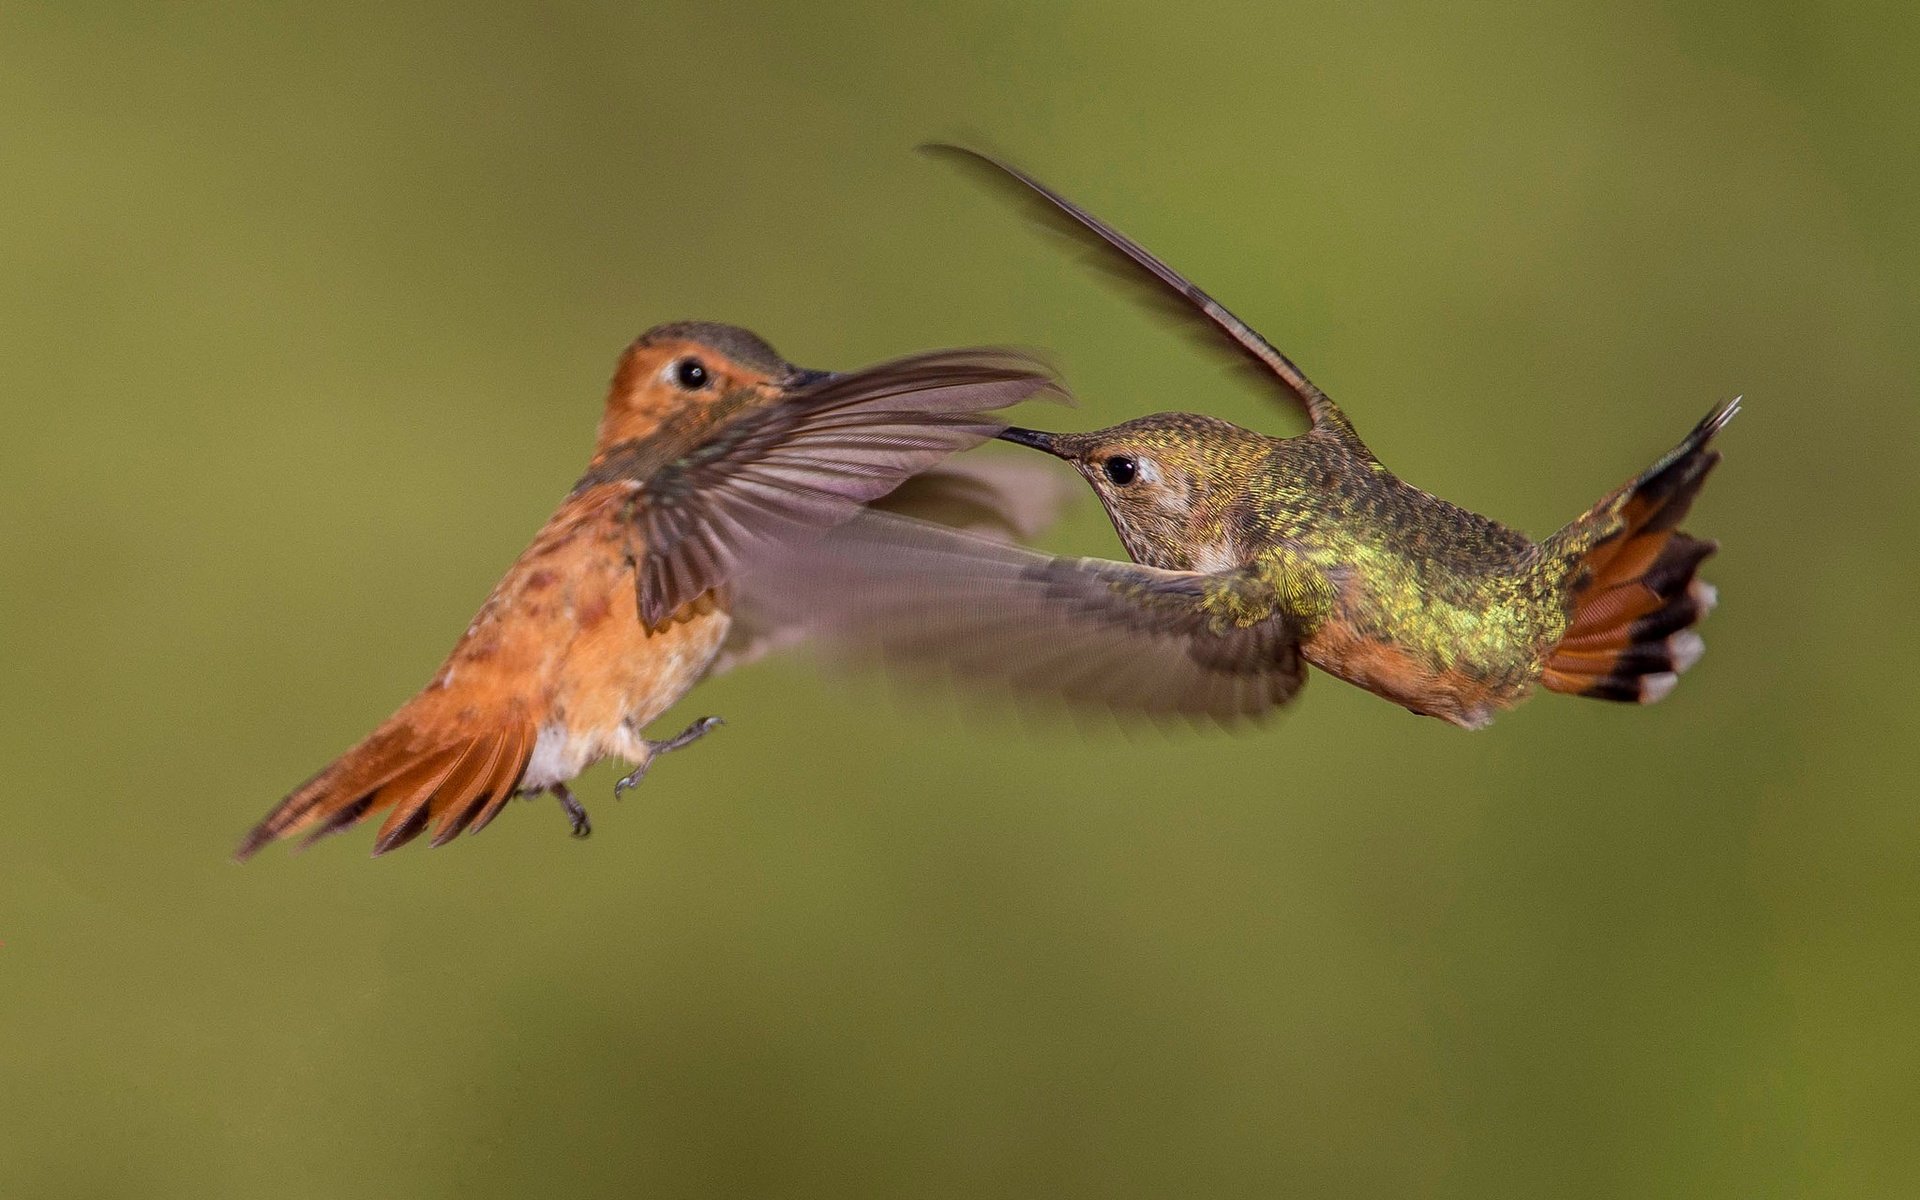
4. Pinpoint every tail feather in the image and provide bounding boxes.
[1540,398,1737,704]
[370,742,474,855]
[434,723,533,845]
[298,793,378,849]
[460,782,518,839]
[235,719,535,861]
